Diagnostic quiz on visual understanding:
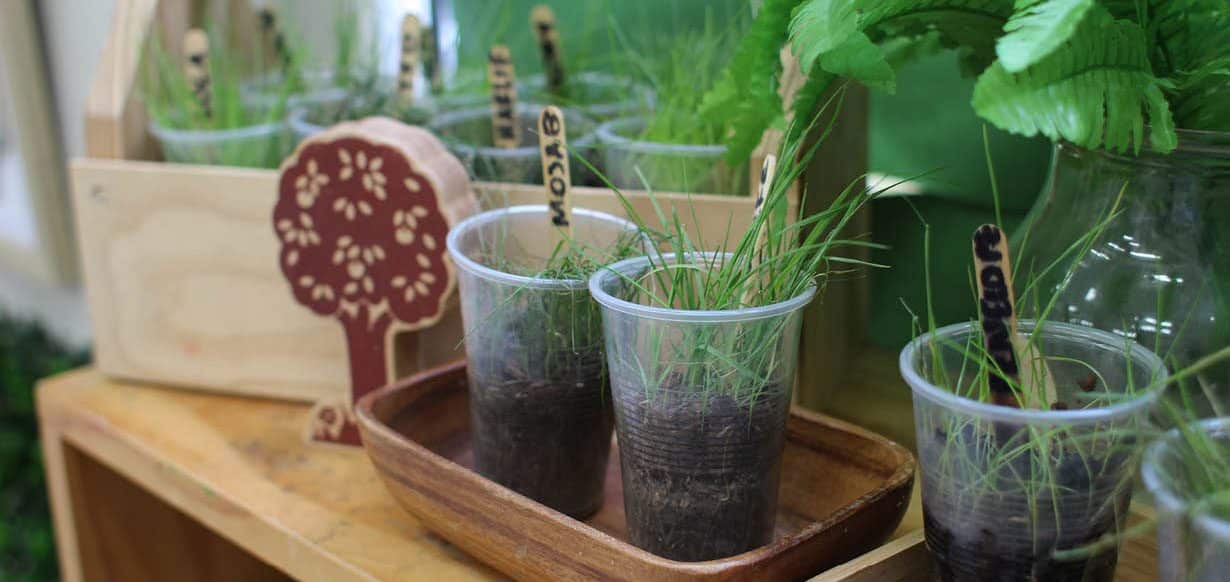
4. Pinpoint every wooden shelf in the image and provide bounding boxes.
[36,361,1155,581]
[38,368,500,581]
